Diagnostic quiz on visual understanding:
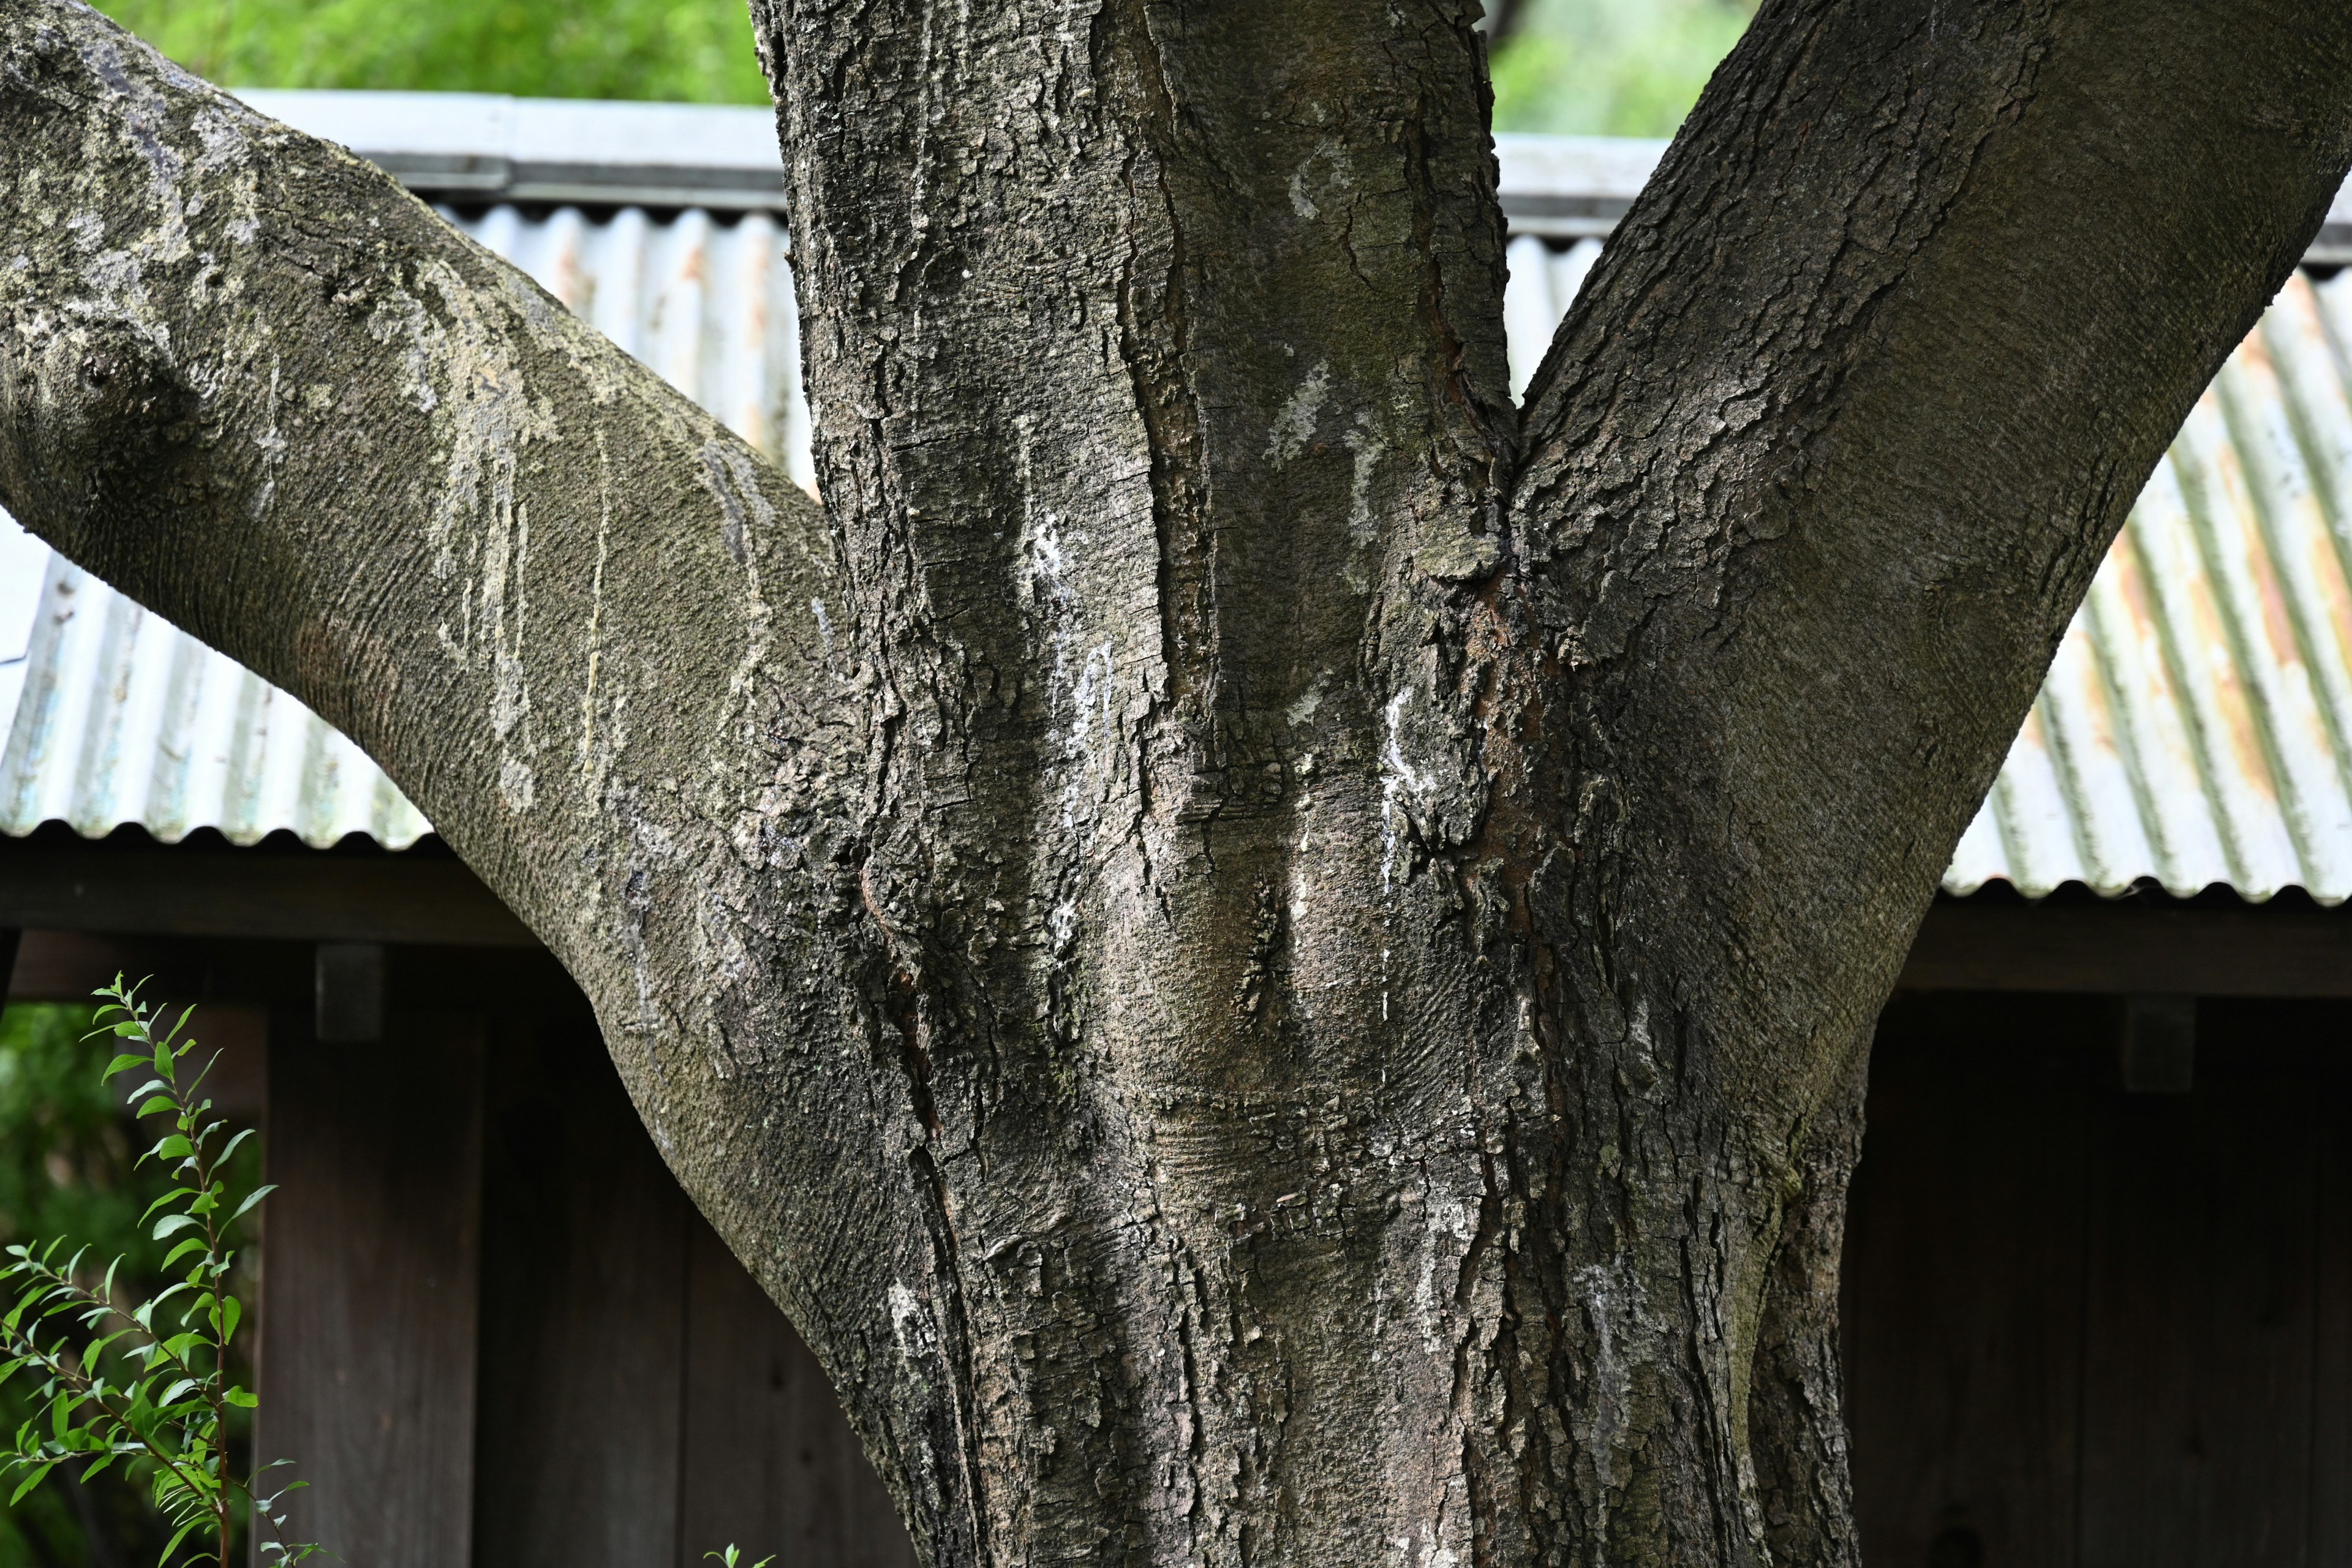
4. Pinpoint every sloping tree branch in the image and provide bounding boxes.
[4,0,2351,1564]
[1493,2,2352,1556]
[0,9,923,1539]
